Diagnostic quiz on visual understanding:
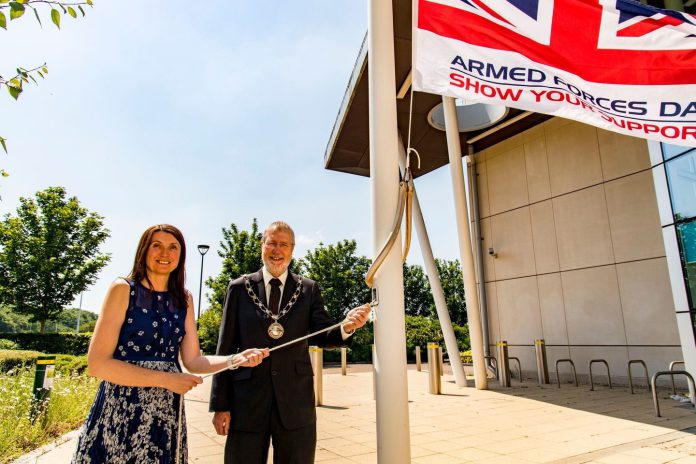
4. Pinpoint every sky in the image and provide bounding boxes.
[2,1,461,315]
